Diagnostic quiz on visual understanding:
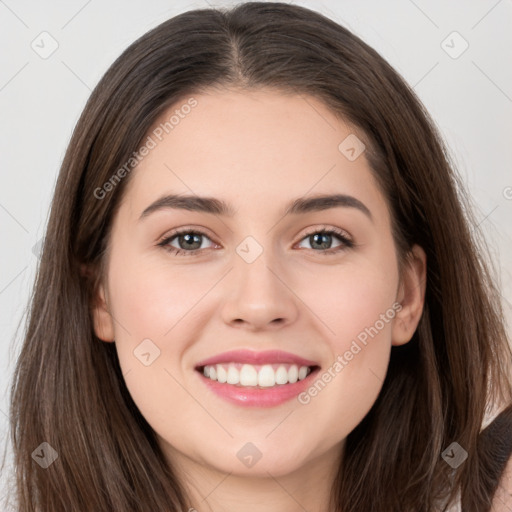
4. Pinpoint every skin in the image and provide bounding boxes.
[91,87,427,512]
